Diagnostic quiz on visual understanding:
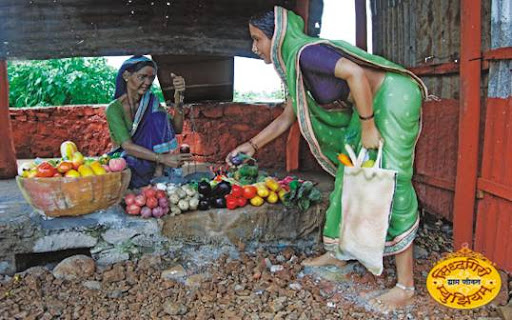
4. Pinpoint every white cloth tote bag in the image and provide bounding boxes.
[337,141,397,275]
